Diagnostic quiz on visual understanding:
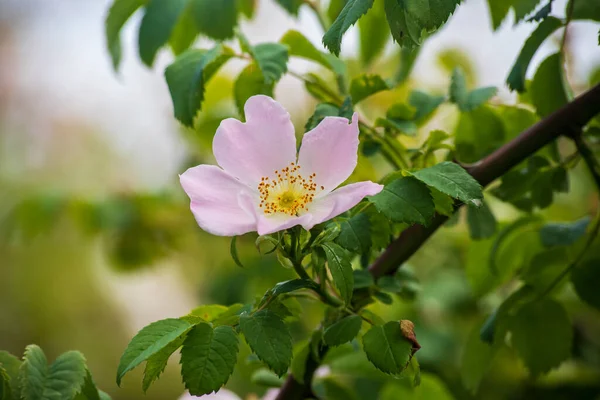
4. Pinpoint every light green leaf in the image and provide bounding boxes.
[274,0,304,16]
[323,0,375,56]
[190,0,237,40]
[74,370,104,400]
[449,67,468,106]
[234,63,274,116]
[251,368,285,387]
[20,345,87,400]
[290,342,310,384]
[180,324,238,396]
[240,310,292,376]
[464,87,497,111]
[322,242,354,304]
[238,0,257,18]
[506,16,563,92]
[358,0,388,65]
[531,52,570,117]
[466,201,497,240]
[305,103,340,131]
[252,43,289,84]
[337,213,372,253]
[362,322,414,375]
[539,216,590,247]
[412,162,483,205]
[572,259,600,311]
[460,323,495,393]
[350,74,392,103]
[280,30,345,76]
[431,187,454,217]
[105,0,147,70]
[165,45,233,127]
[513,0,545,22]
[142,335,184,392]
[169,3,198,55]
[116,318,192,385]
[324,316,363,346]
[409,90,445,124]
[138,0,187,66]
[188,304,229,321]
[0,351,21,388]
[370,177,435,225]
